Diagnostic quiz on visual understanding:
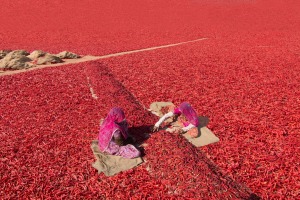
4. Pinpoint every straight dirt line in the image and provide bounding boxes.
[0,37,208,77]
[97,37,208,59]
